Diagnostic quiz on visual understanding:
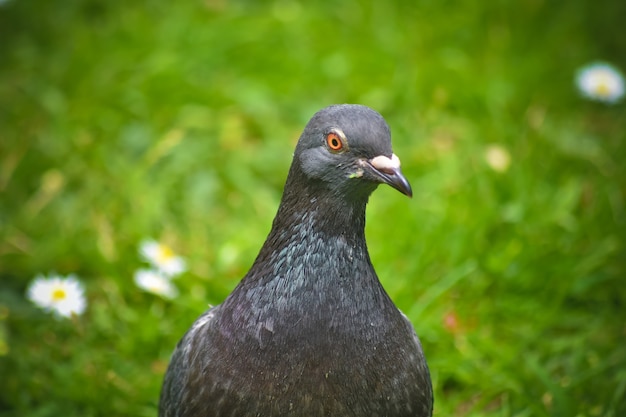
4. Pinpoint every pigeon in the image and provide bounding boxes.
[159,104,433,417]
